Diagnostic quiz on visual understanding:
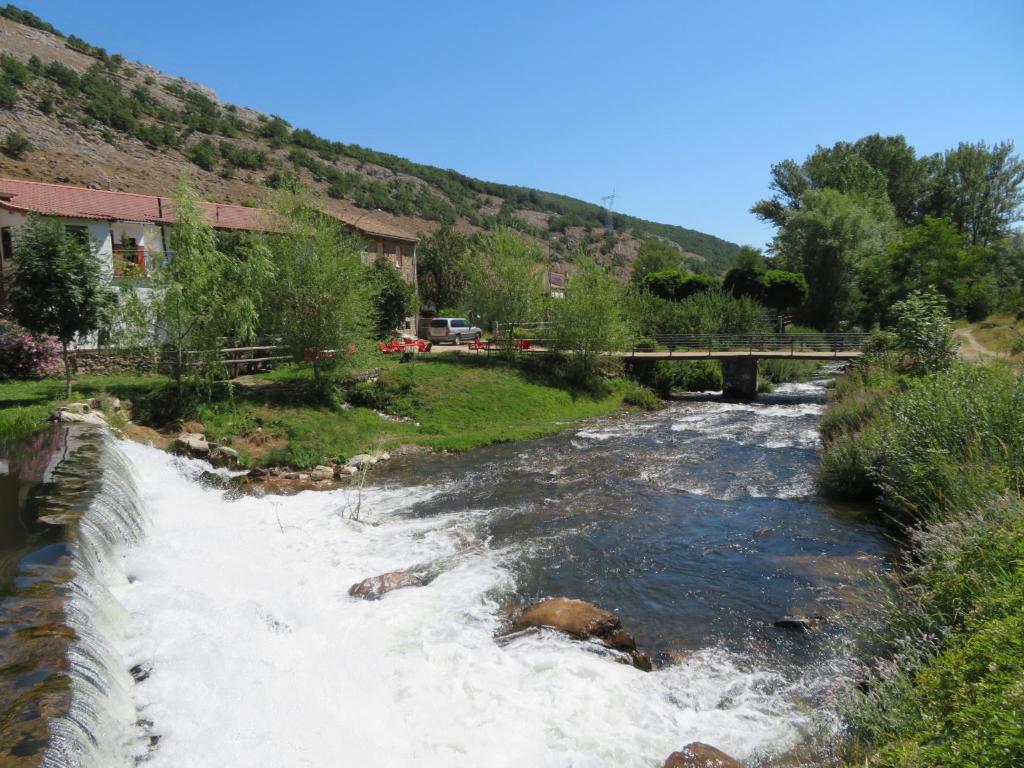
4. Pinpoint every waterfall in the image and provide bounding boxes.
[43,430,148,768]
